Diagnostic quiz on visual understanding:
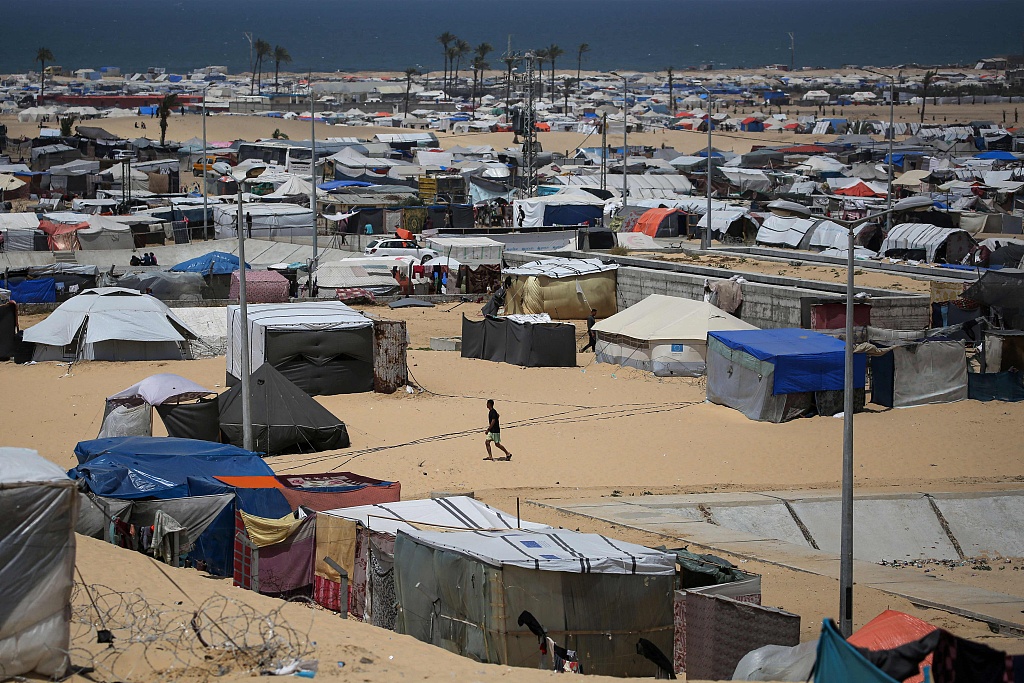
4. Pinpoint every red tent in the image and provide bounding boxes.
[37,218,89,251]
[833,181,885,197]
